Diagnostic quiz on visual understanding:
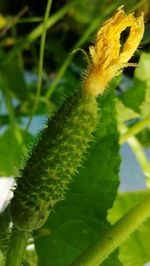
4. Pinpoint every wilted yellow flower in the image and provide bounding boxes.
[85,8,144,96]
